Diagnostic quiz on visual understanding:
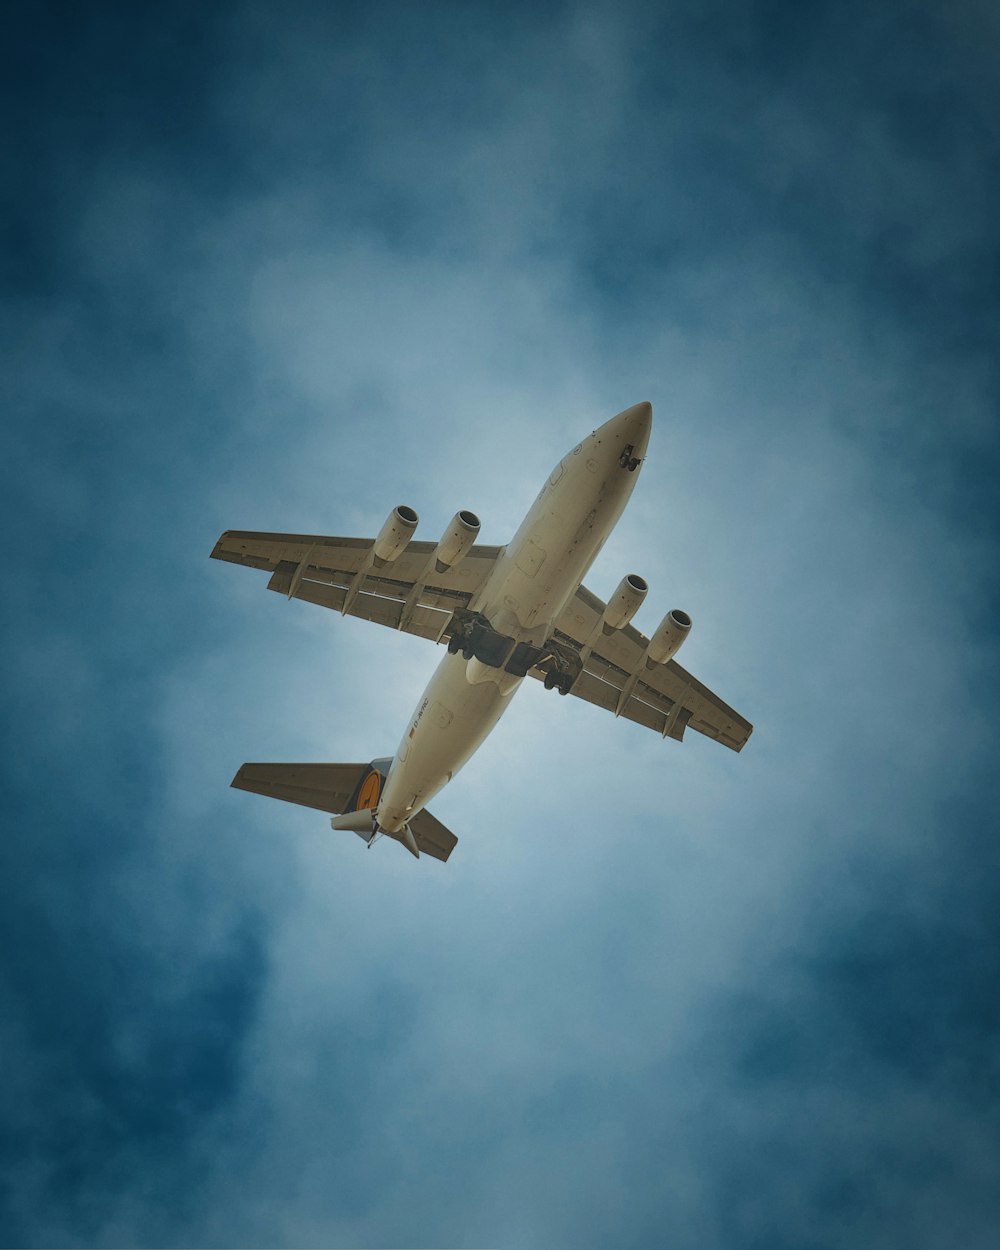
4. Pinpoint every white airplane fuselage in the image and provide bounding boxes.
[376,403,652,833]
